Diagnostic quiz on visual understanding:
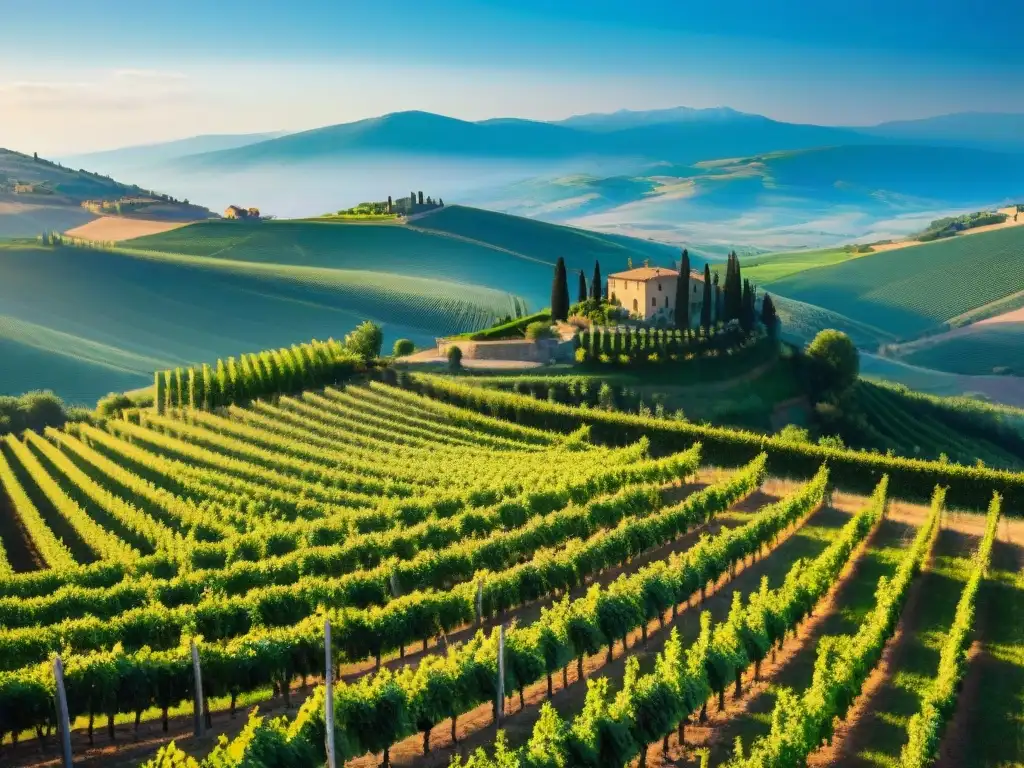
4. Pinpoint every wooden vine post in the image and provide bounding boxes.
[53,655,73,768]
[325,619,337,768]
